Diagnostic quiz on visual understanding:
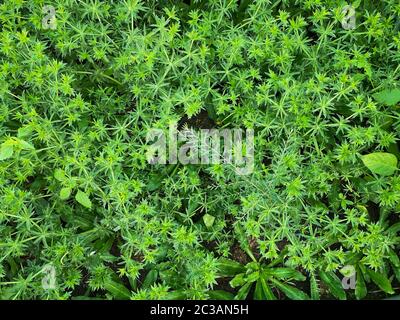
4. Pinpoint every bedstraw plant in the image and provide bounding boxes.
[0,0,400,300]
